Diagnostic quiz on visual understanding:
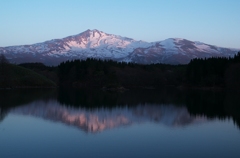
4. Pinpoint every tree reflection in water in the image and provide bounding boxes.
[0,88,240,131]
